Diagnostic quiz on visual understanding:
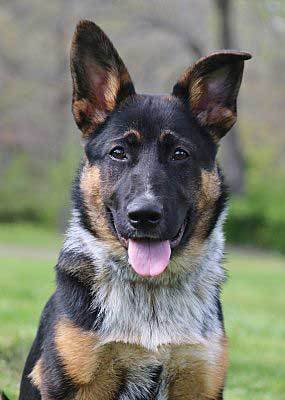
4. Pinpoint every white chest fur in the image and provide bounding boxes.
[95,273,219,350]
